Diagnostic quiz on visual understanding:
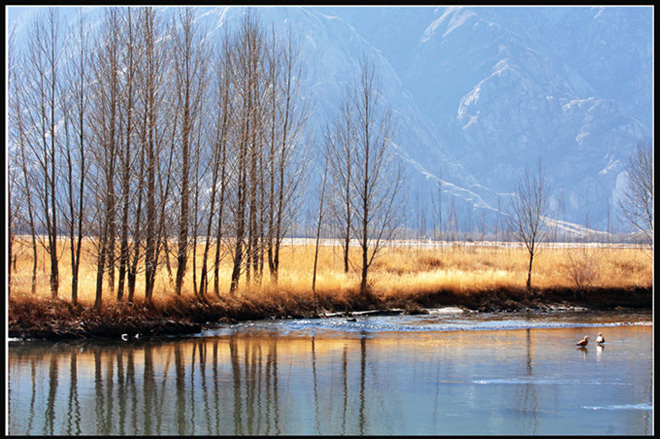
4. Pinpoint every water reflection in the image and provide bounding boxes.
[513,328,538,434]
[8,324,653,436]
